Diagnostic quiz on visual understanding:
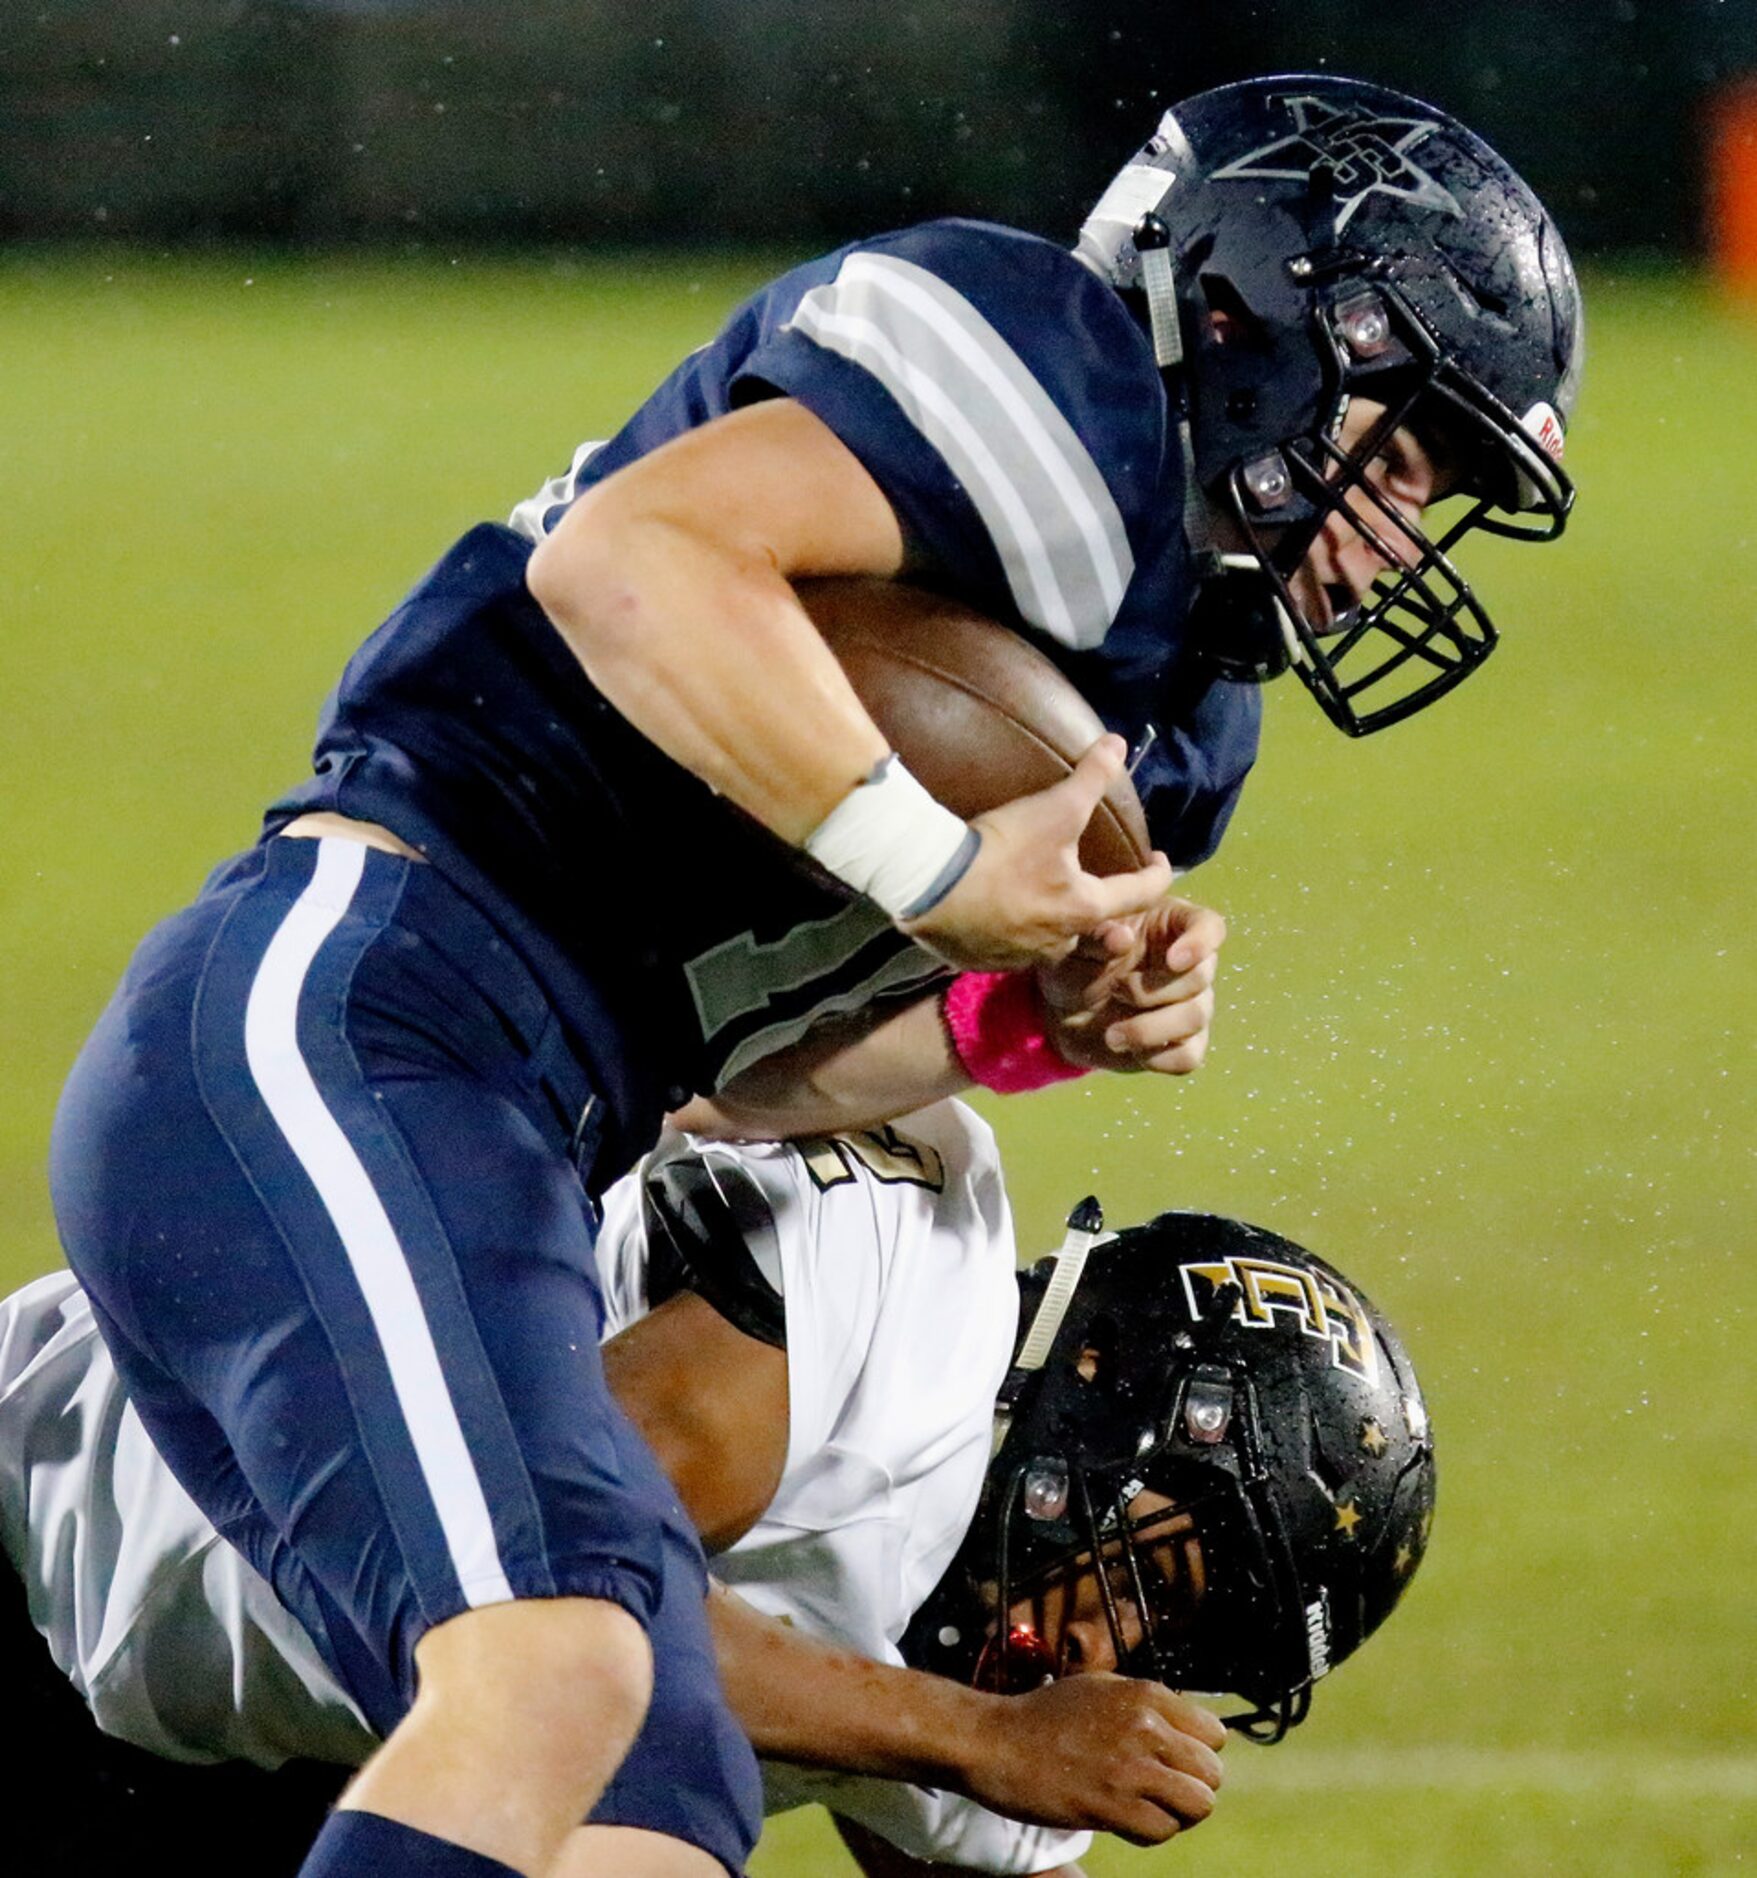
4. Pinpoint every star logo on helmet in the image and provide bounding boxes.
[1213,95,1464,233]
